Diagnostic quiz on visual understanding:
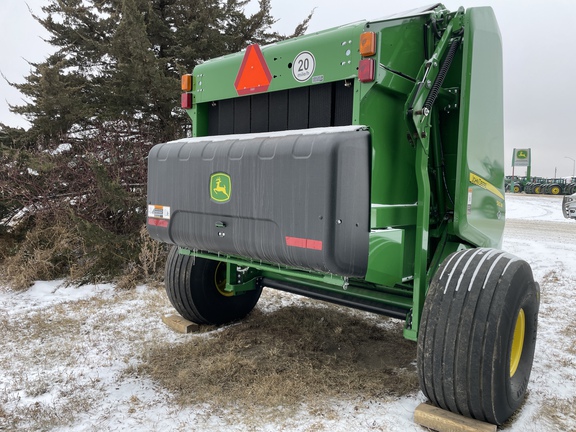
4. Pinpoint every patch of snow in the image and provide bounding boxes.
[1,193,575,431]
[45,143,72,155]
[165,125,368,145]
[505,193,569,222]
[1,280,115,316]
